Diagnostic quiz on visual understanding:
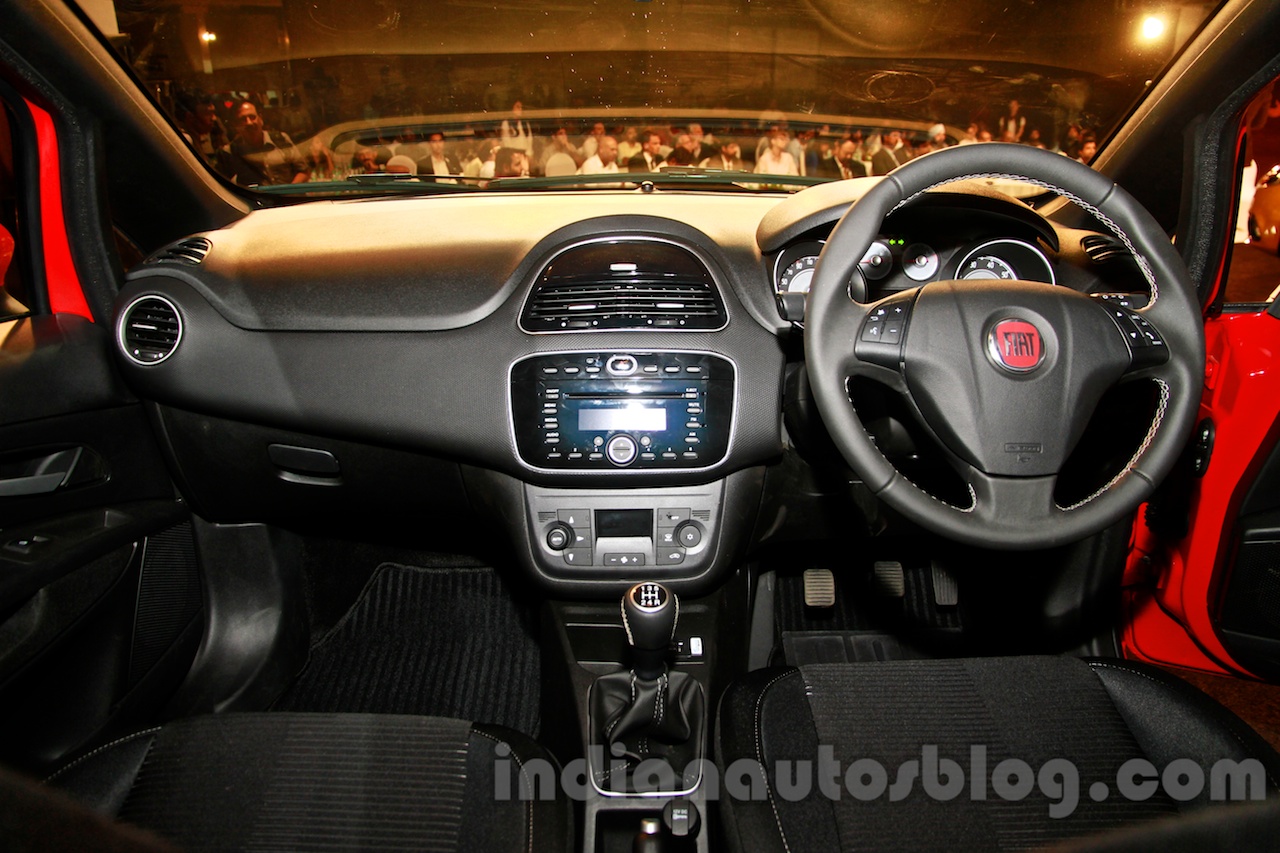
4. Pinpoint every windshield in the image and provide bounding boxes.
[81,0,1218,194]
